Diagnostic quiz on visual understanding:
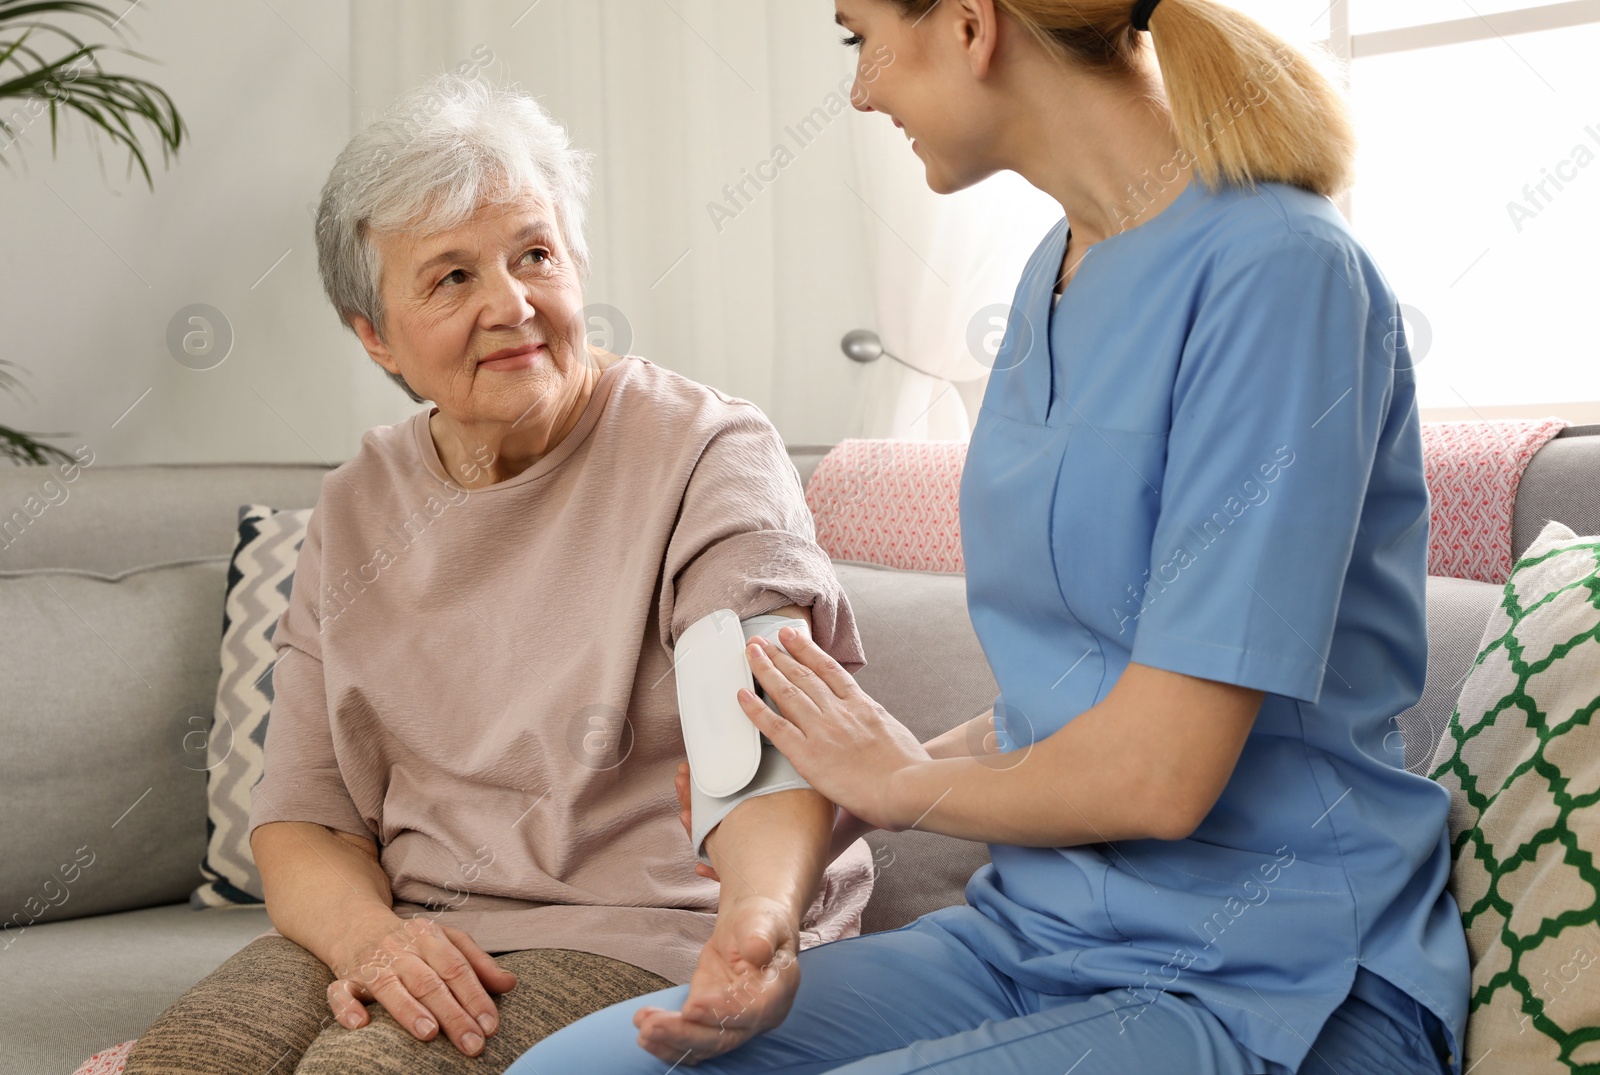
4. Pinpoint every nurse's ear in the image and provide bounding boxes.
[951,0,1001,80]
